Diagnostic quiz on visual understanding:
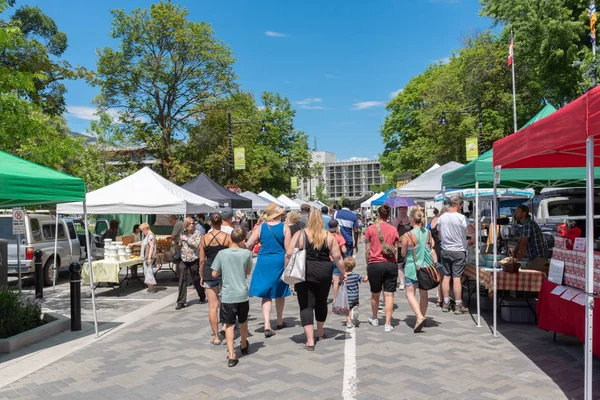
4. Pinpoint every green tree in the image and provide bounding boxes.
[480,0,590,105]
[94,1,237,180]
[315,181,328,204]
